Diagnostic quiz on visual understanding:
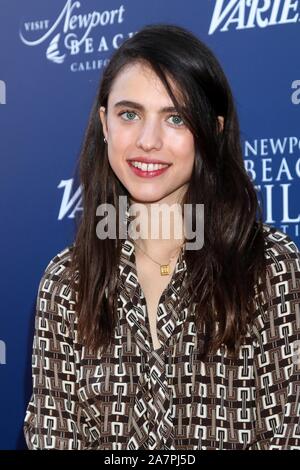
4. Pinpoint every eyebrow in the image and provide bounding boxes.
[113,100,179,113]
